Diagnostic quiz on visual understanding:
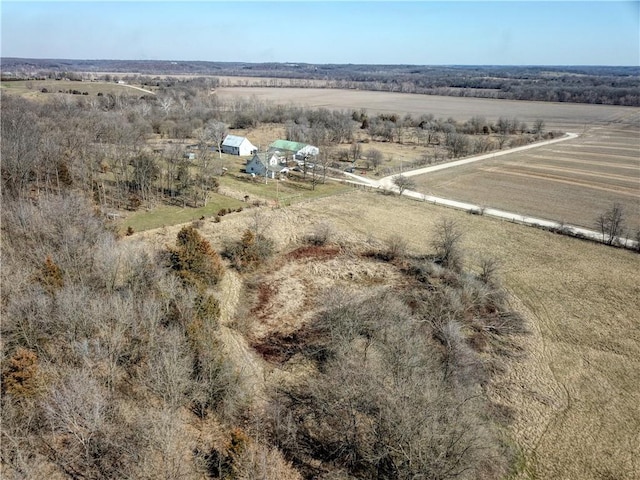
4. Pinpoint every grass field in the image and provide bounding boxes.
[0,79,154,99]
[120,193,244,233]
[136,190,639,480]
